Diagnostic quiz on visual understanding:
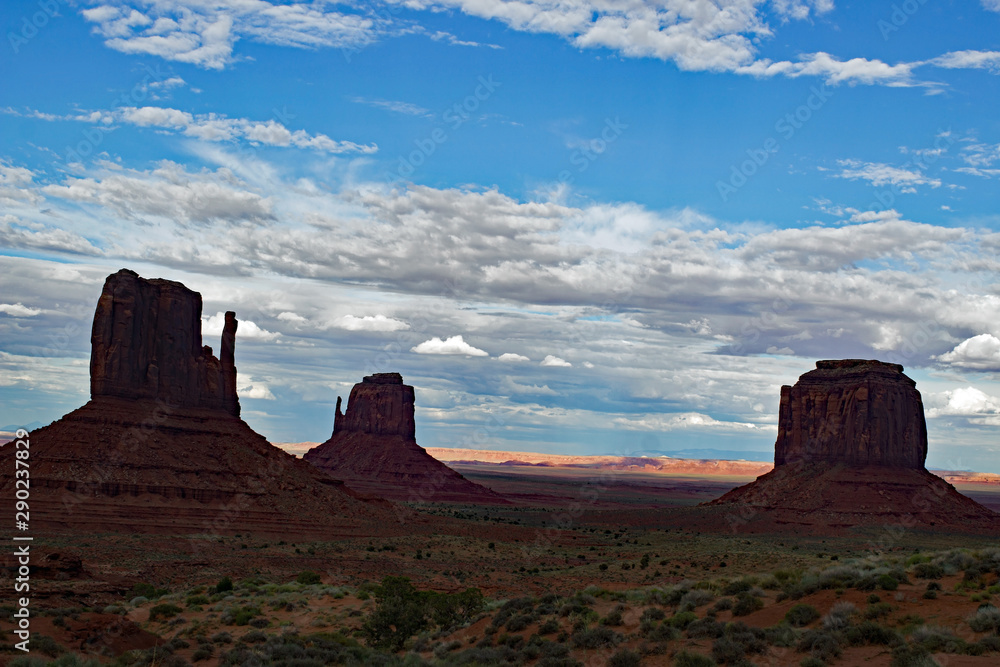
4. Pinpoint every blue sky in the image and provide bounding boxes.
[1,0,999,471]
